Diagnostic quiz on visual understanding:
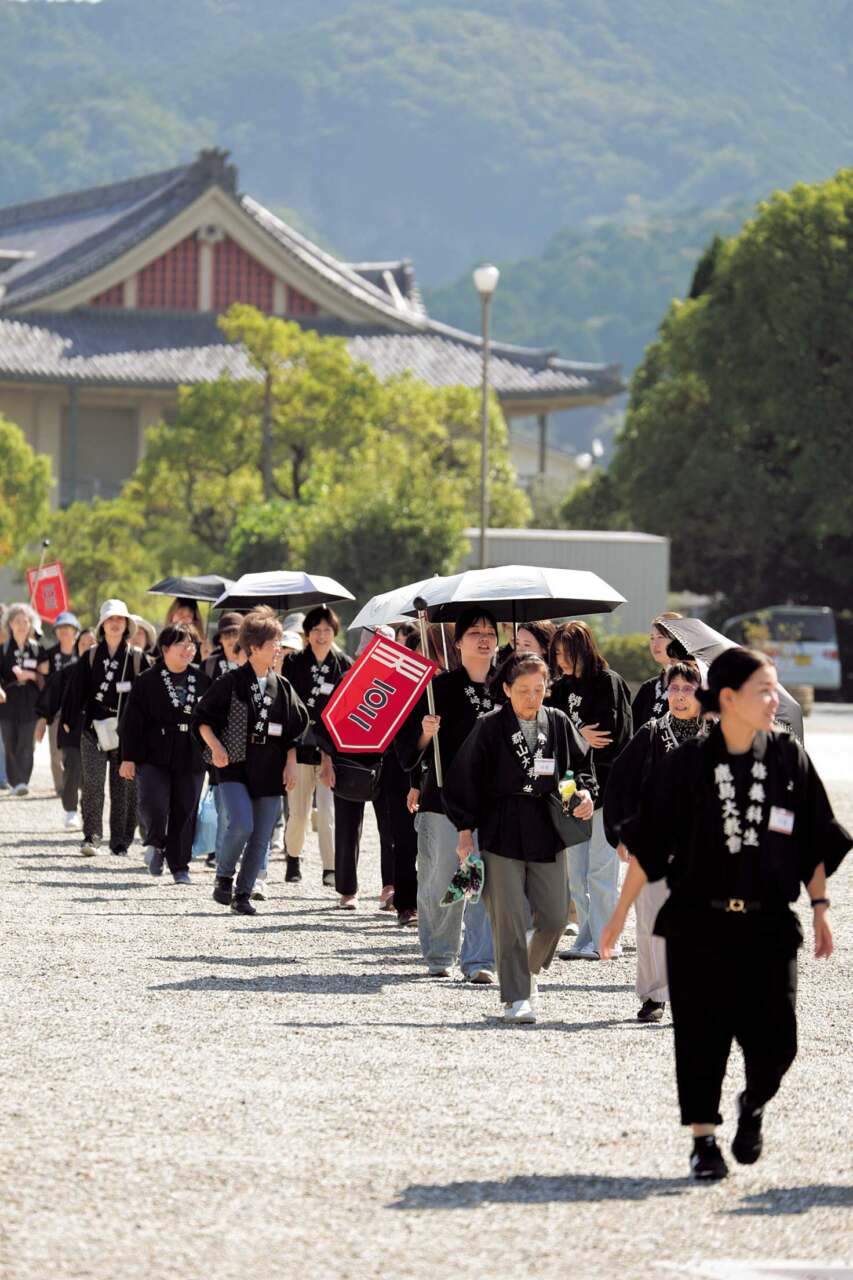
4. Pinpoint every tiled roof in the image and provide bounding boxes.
[0,310,622,404]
